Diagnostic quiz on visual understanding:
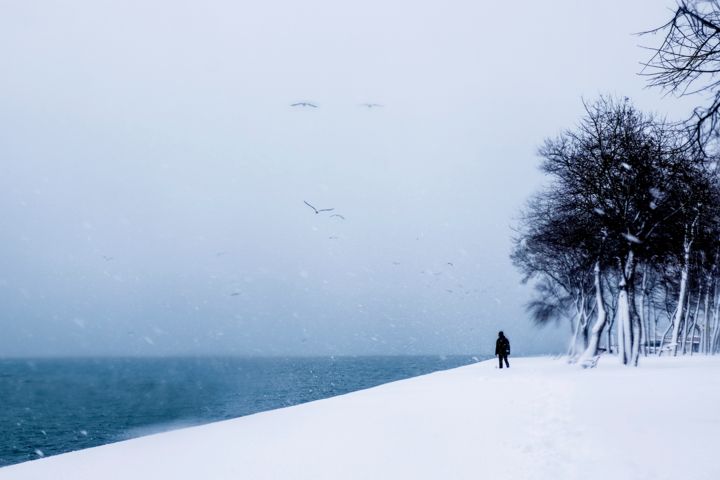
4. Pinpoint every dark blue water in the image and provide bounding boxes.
[0,355,480,467]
